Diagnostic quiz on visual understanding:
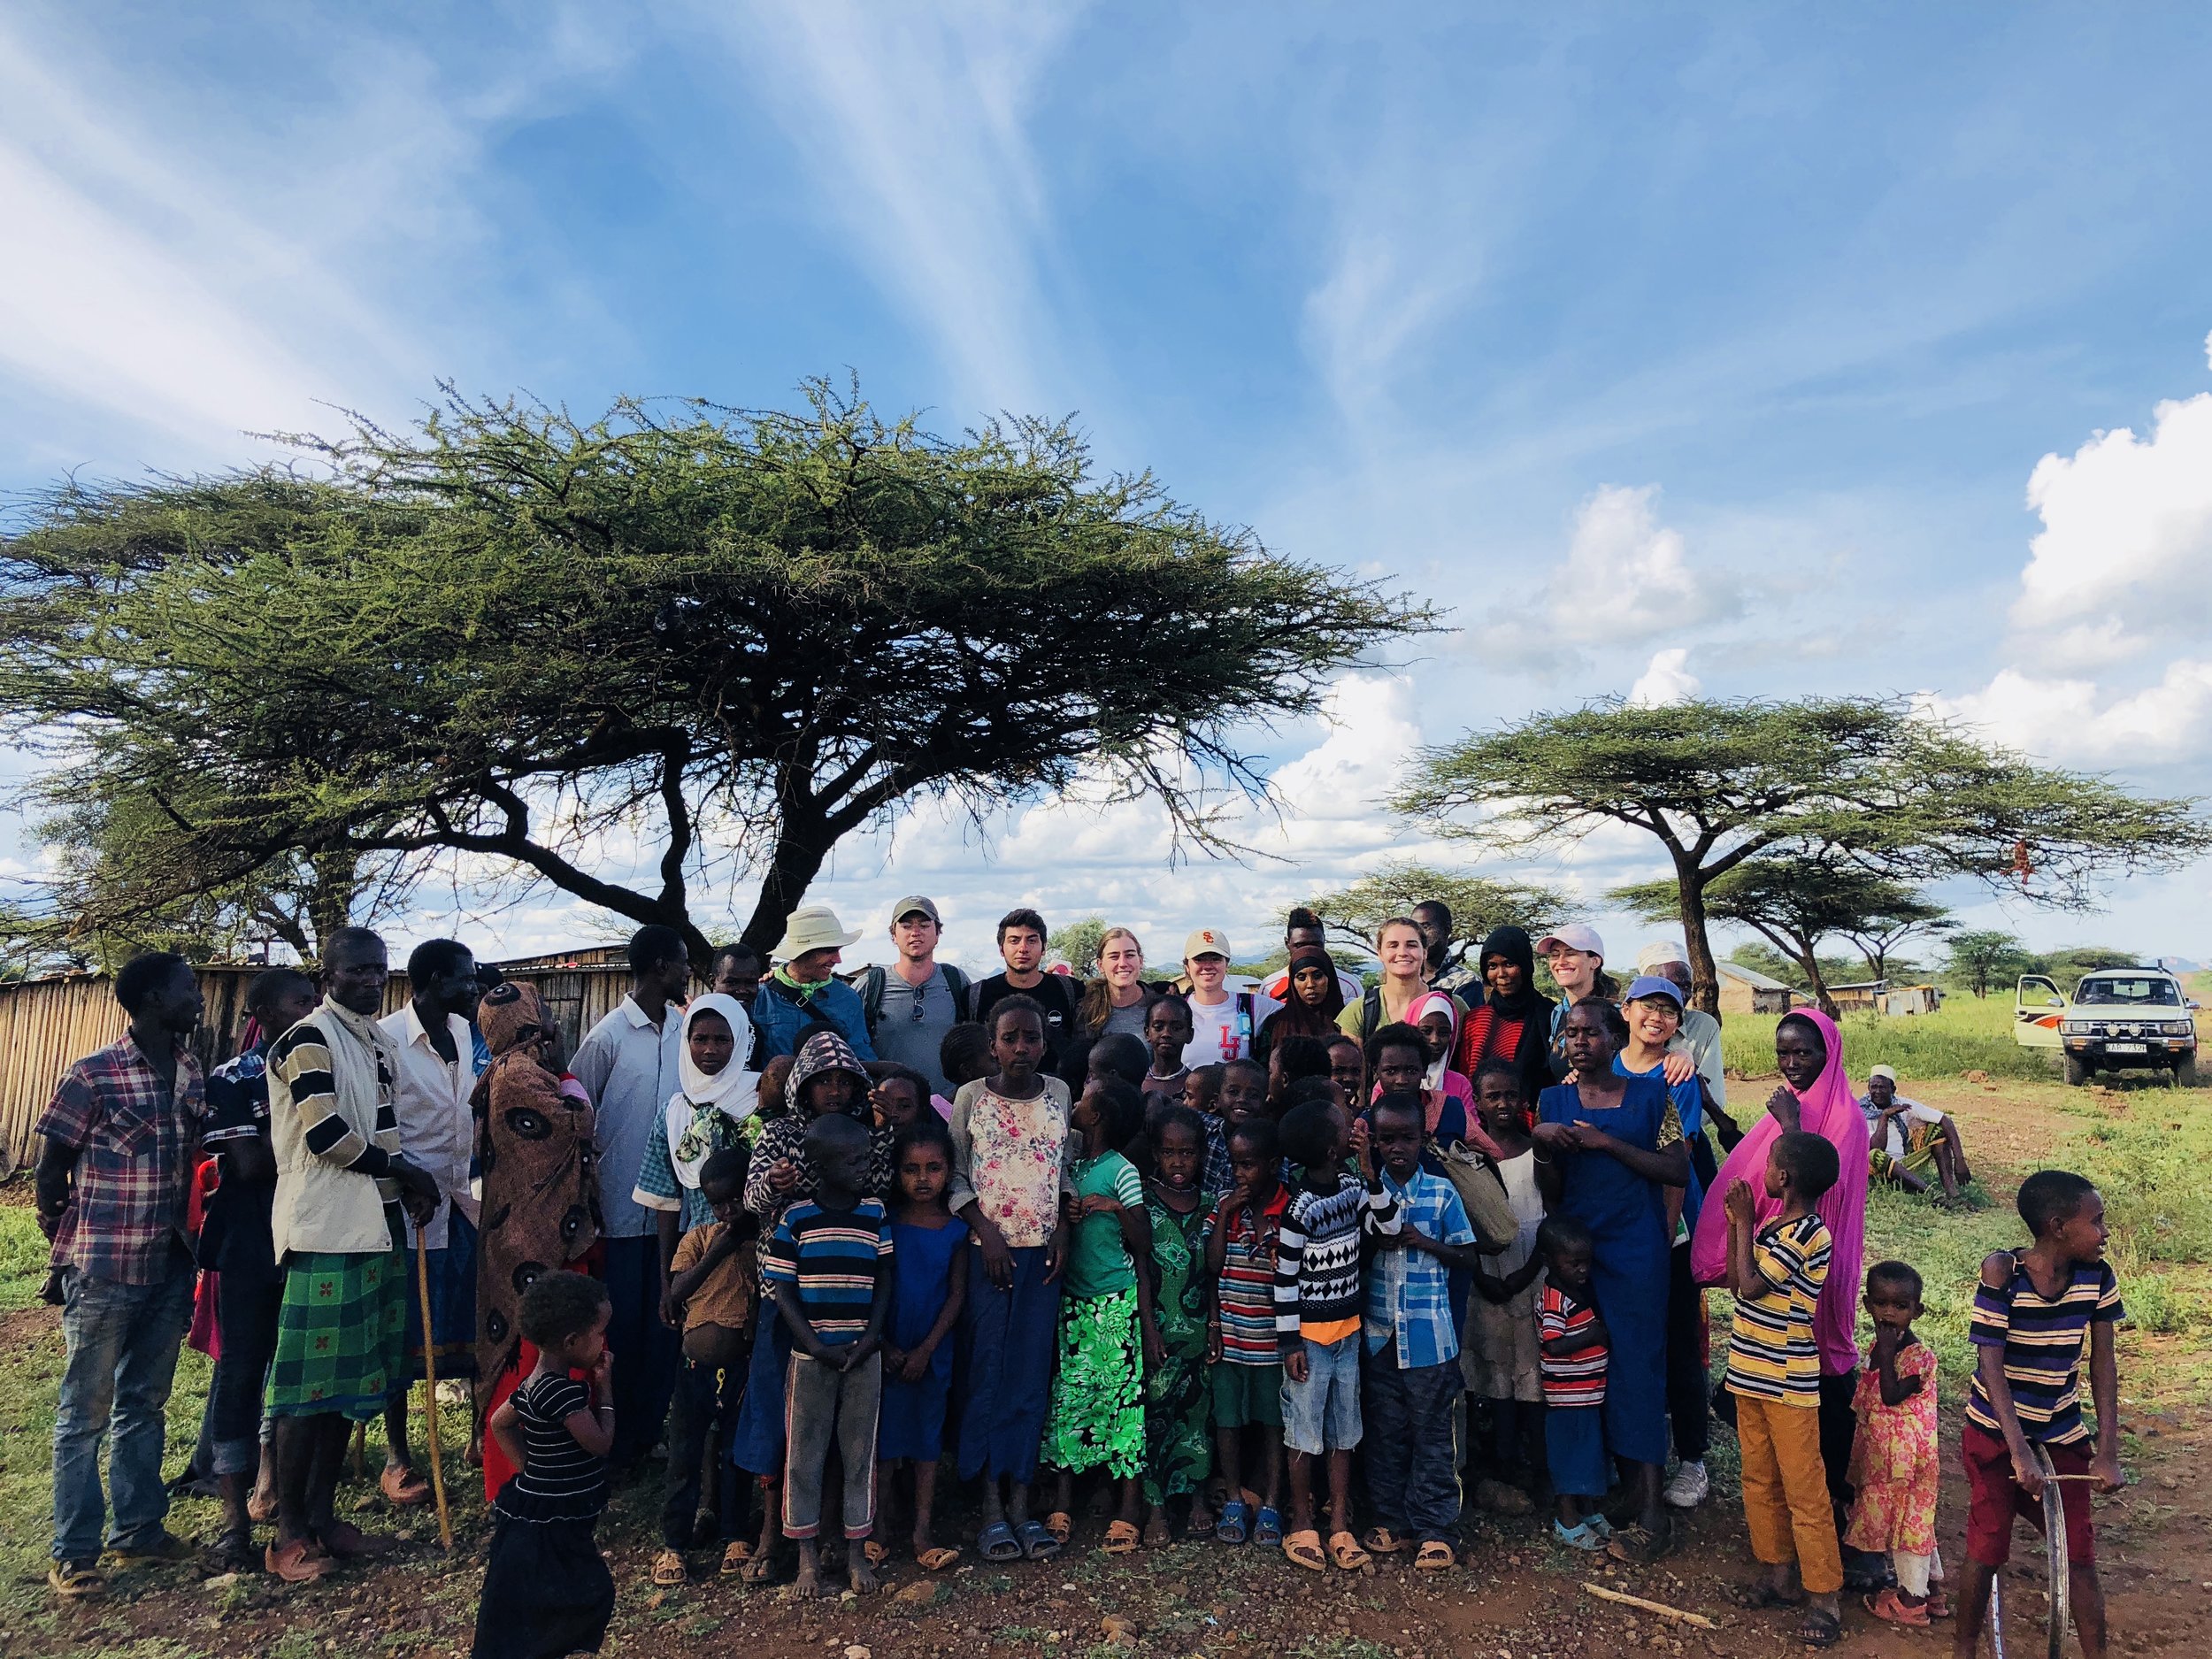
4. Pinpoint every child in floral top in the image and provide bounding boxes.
[946,996,1072,1563]
[1847,1261,1948,1626]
